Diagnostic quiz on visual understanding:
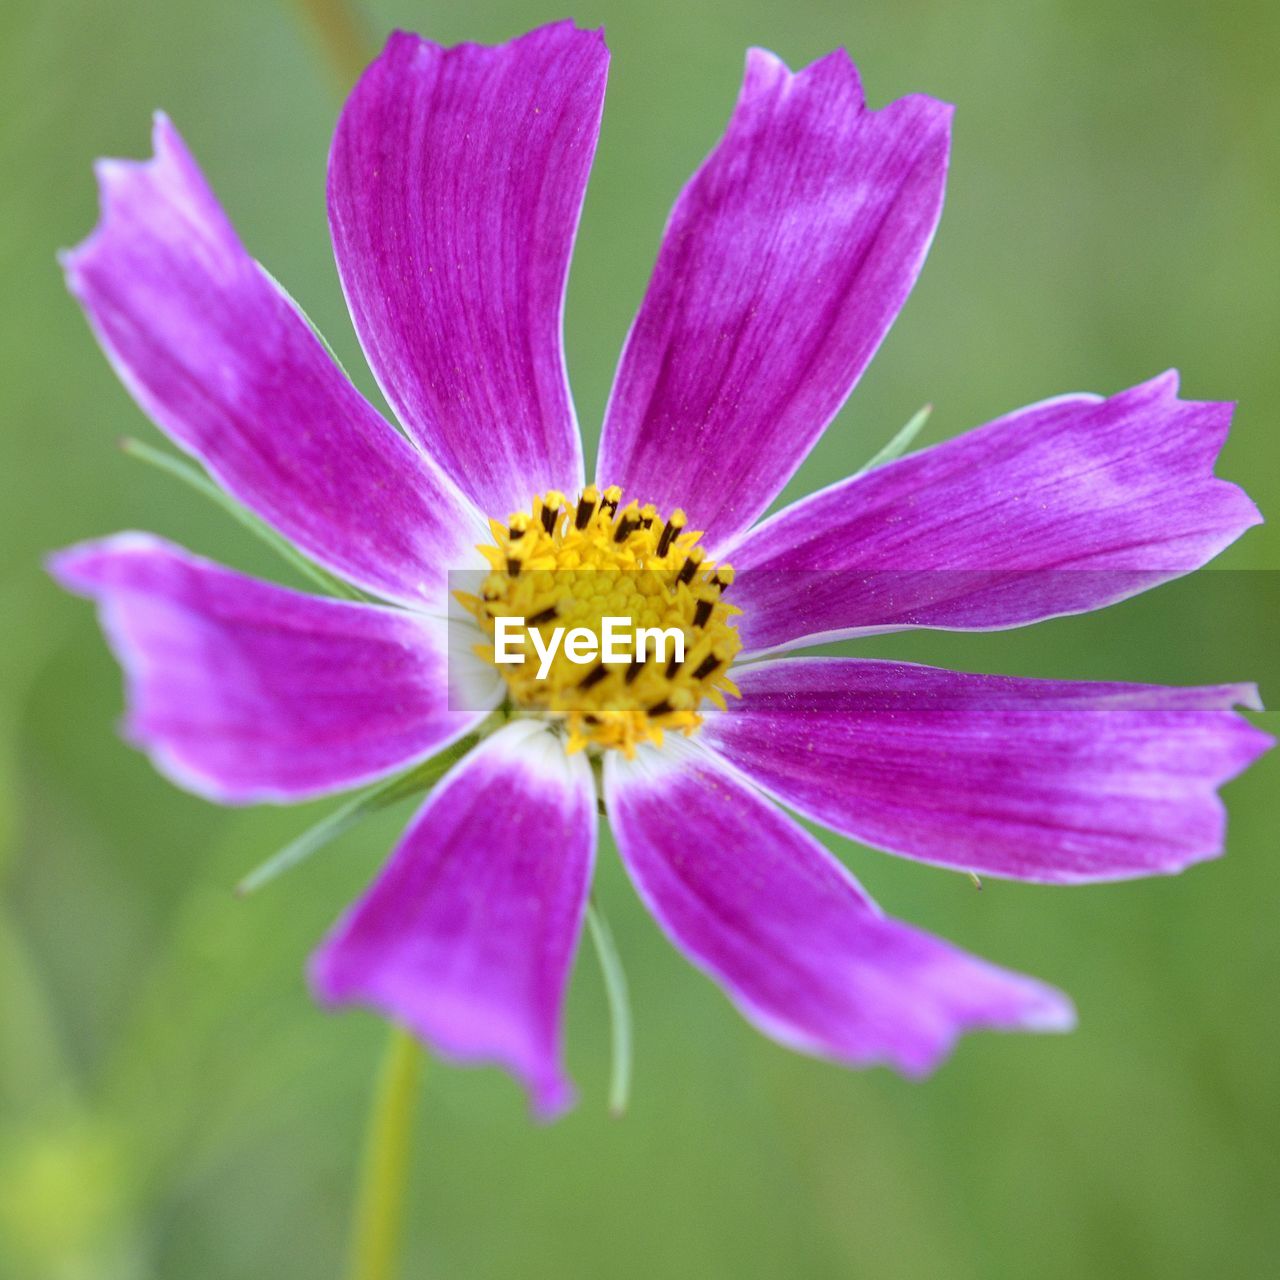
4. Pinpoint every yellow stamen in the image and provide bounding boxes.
[459,487,742,757]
